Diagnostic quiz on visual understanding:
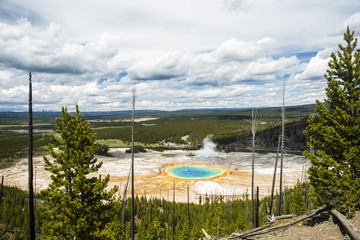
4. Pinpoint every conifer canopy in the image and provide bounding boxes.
[40,105,118,239]
[304,27,360,216]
